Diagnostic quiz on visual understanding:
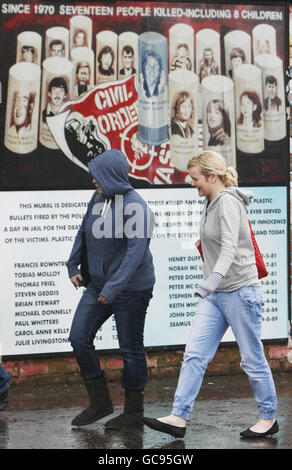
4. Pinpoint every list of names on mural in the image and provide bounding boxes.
[13,260,71,348]
[0,187,288,354]
[168,255,202,329]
